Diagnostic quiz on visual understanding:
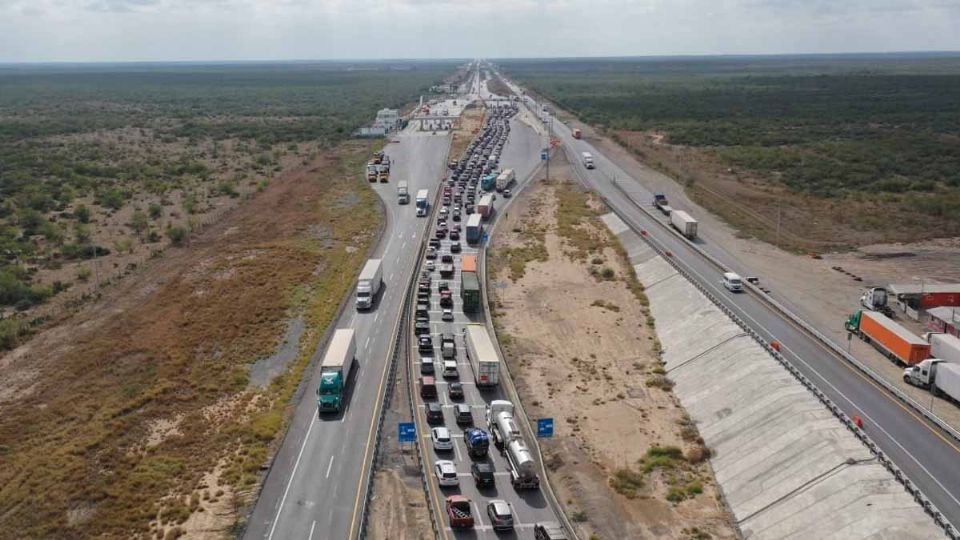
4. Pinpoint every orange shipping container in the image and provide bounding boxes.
[859,310,930,365]
[461,255,477,274]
